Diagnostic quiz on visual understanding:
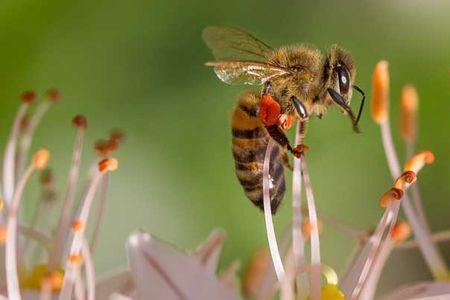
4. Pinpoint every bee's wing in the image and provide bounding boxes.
[202,25,273,61]
[206,61,290,85]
